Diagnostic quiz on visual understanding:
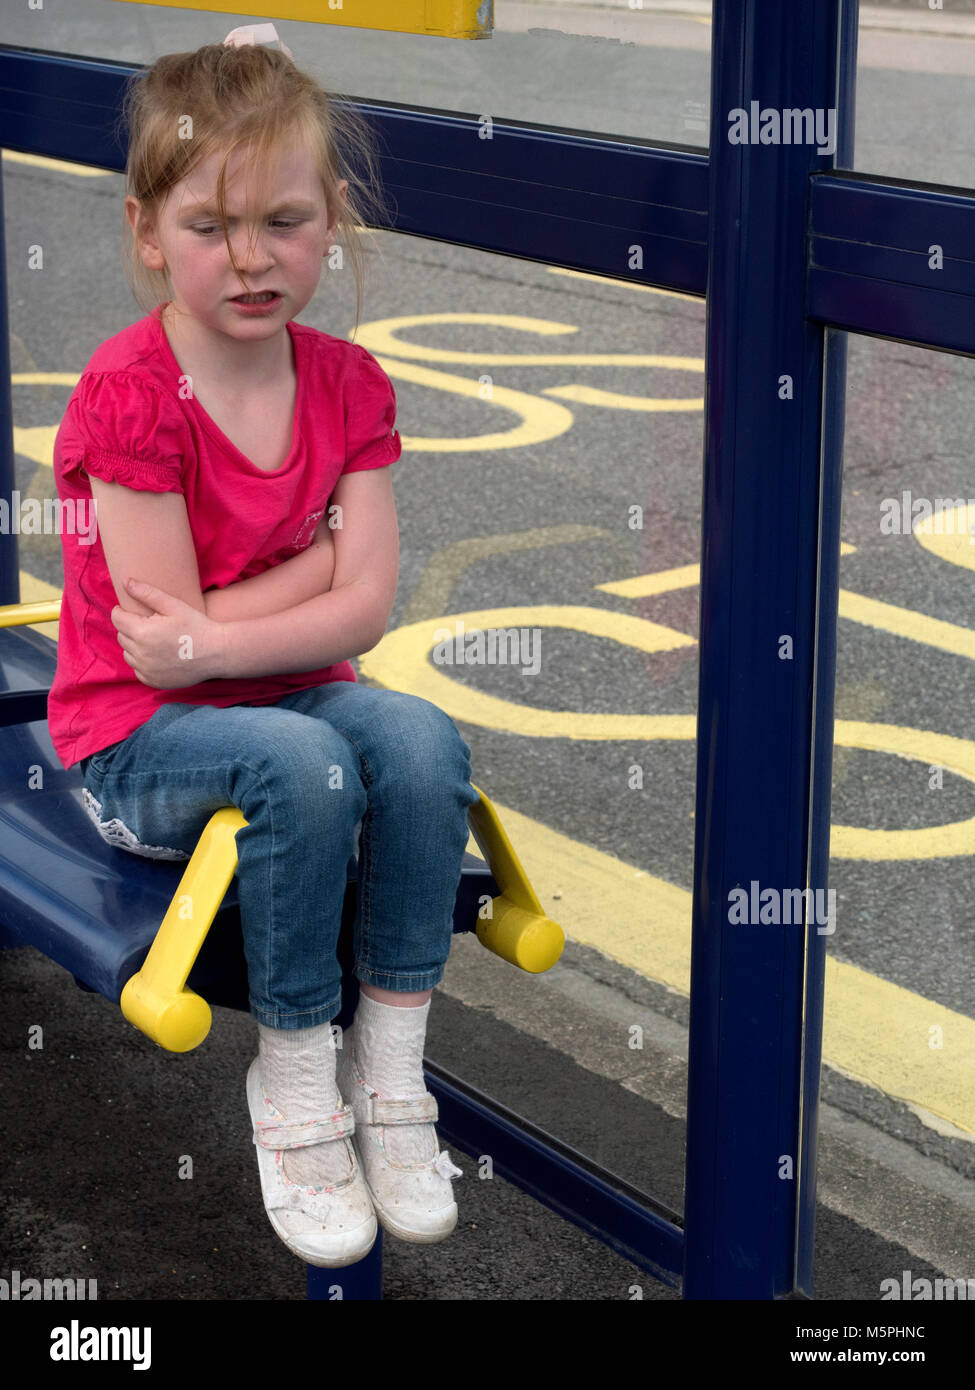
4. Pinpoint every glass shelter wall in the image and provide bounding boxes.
[2,0,712,1288]
[2,0,974,1303]
[810,1,975,1298]
[819,332,975,1297]
[4,141,708,1230]
[0,0,714,148]
[852,13,975,188]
